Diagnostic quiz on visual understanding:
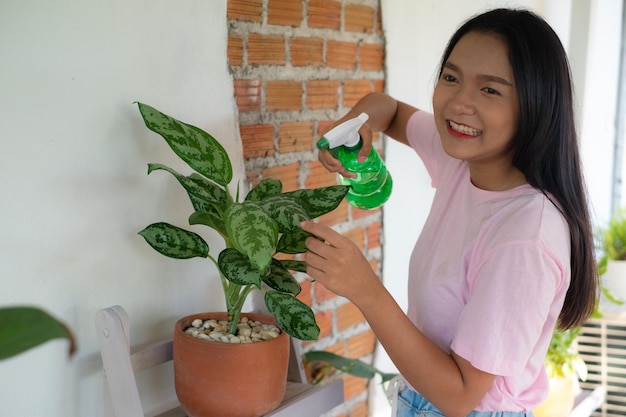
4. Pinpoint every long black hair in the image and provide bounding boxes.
[438,8,598,329]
